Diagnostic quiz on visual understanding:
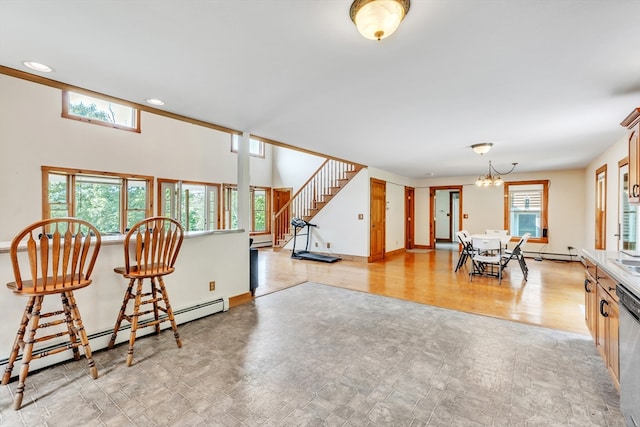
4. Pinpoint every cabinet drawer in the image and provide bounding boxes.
[584,258,596,279]
[596,268,619,302]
